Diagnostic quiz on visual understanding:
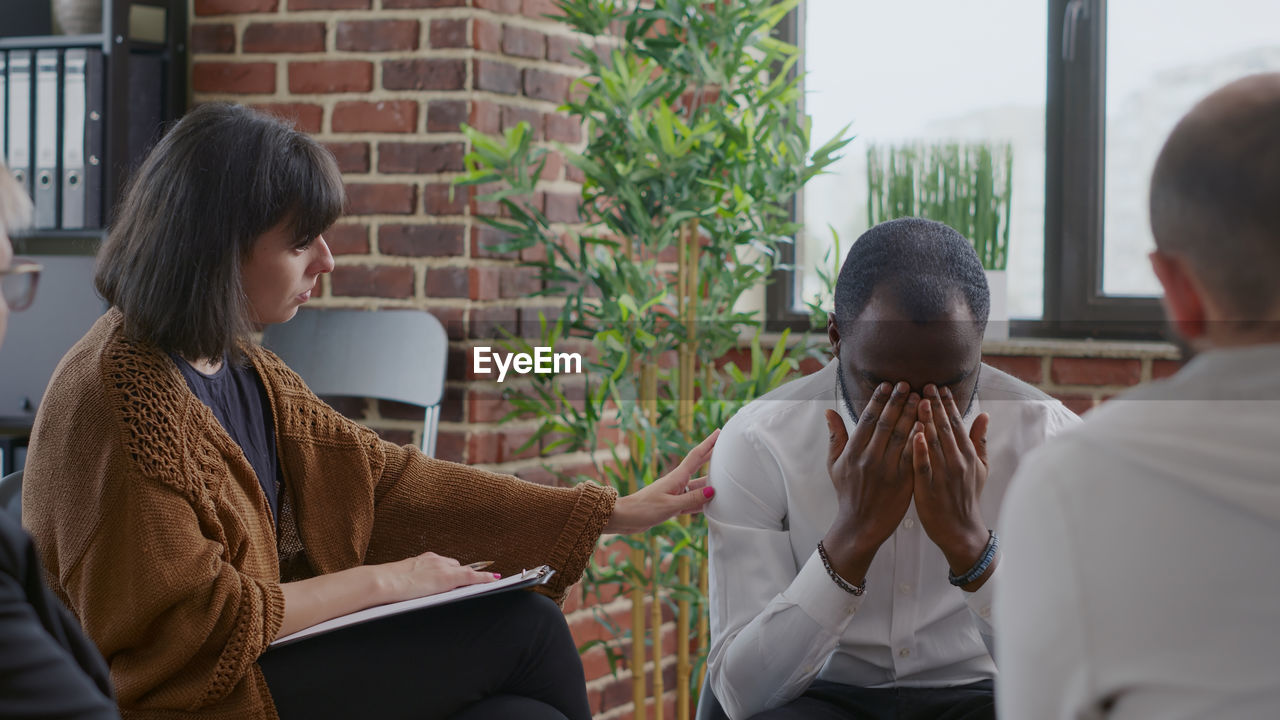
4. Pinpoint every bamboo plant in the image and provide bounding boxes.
[866,143,1013,270]
[454,0,848,716]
